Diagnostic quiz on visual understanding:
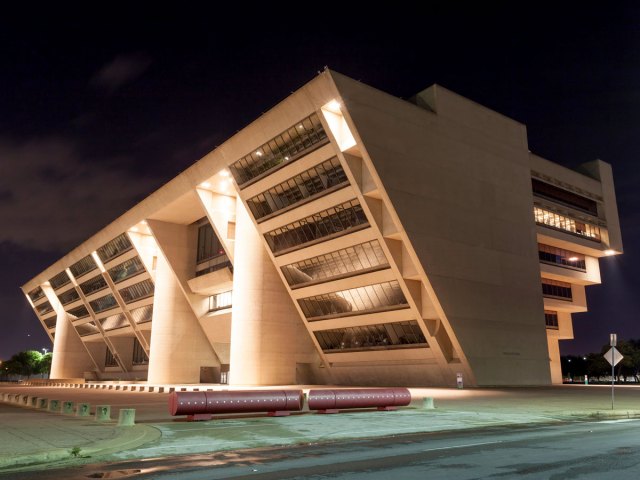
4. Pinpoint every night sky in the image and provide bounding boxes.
[1,5,638,359]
